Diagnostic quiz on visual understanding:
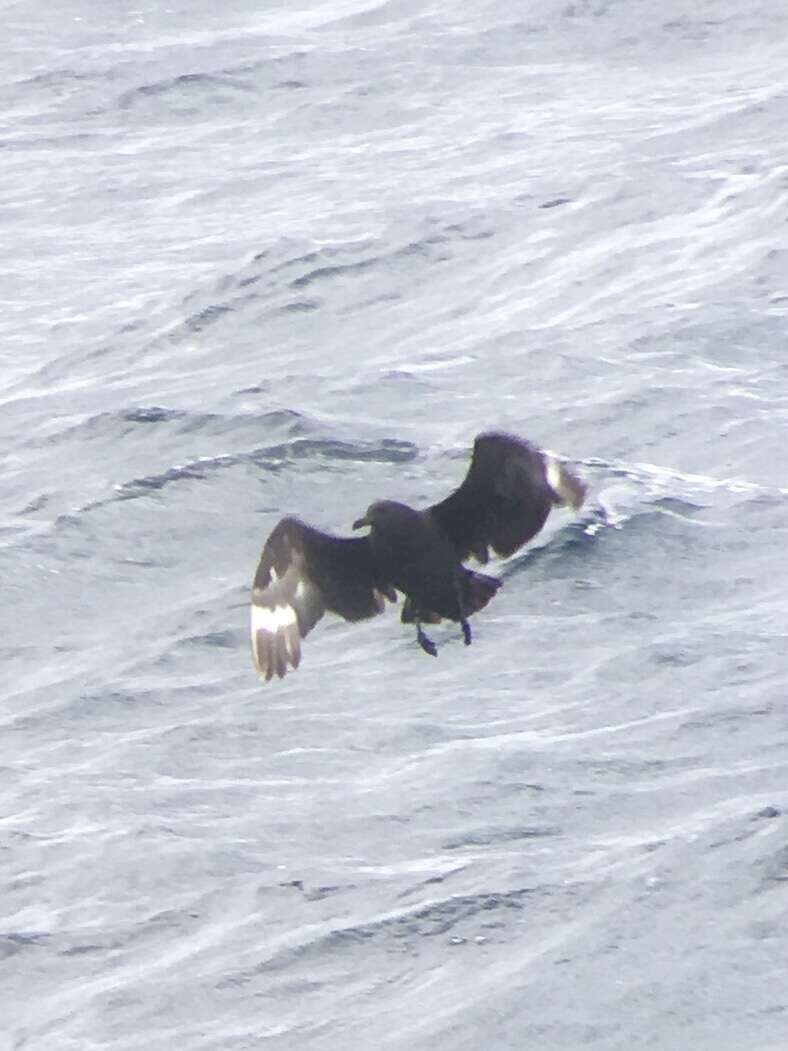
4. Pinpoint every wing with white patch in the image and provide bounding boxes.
[250,516,393,681]
[428,432,586,563]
